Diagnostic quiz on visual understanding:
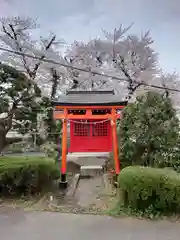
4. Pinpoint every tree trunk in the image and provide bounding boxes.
[0,130,22,154]
[0,131,7,153]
